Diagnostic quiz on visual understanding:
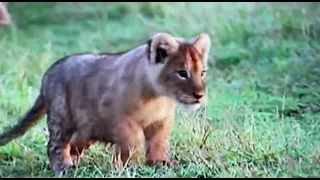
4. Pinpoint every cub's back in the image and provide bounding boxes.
[40,53,122,101]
